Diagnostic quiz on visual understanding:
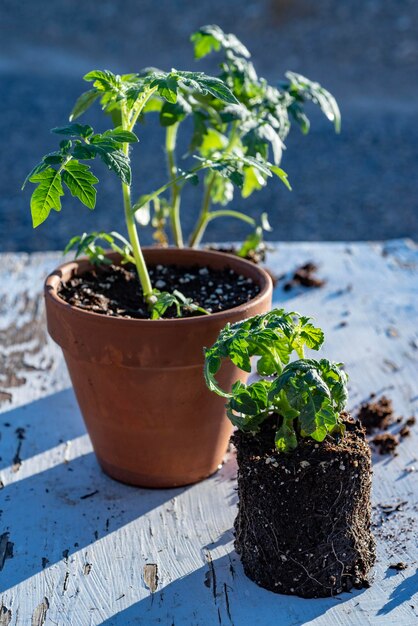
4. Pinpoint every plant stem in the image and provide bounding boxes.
[165,123,183,247]
[188,172,216,248]
[207,209,255,226]
[131,163,208,213]
[122,180,153,300]
[188,121,240,248]
[127,87,158,132]
[120,103,153,303]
